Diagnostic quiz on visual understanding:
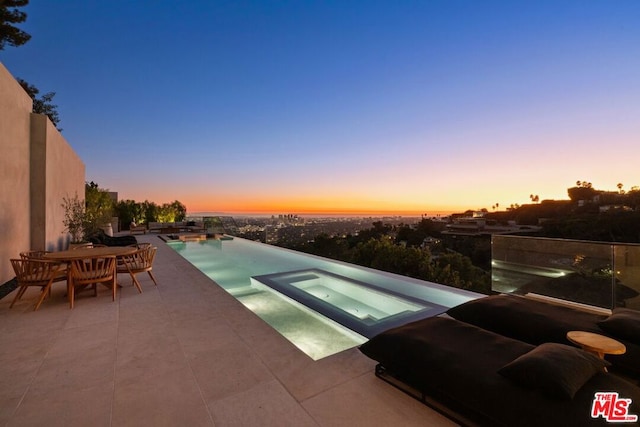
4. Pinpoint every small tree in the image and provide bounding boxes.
[157,200,187,222]
[114,199,145,229]
[62,193,86,243]
[17,79,62,131]
[0,0,31,50]
[84,182,114,236]
[114,198,187,229]
[568,185,597,202]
